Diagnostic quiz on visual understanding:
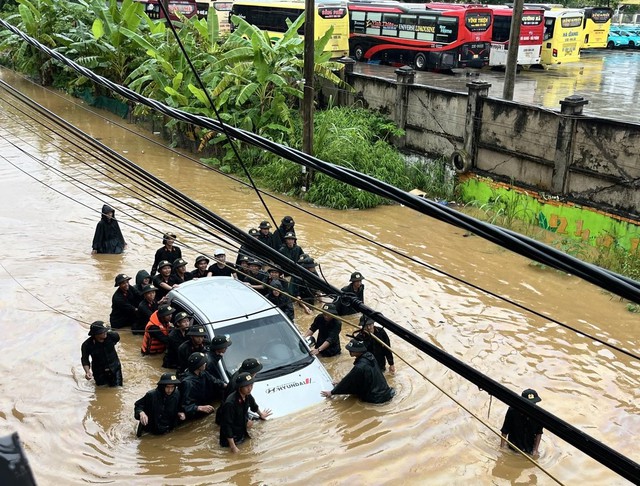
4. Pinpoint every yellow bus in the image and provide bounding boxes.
[196,0,234,34]
[581,7,613,49]
[230,0,349,58]
[540,9,584,65]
